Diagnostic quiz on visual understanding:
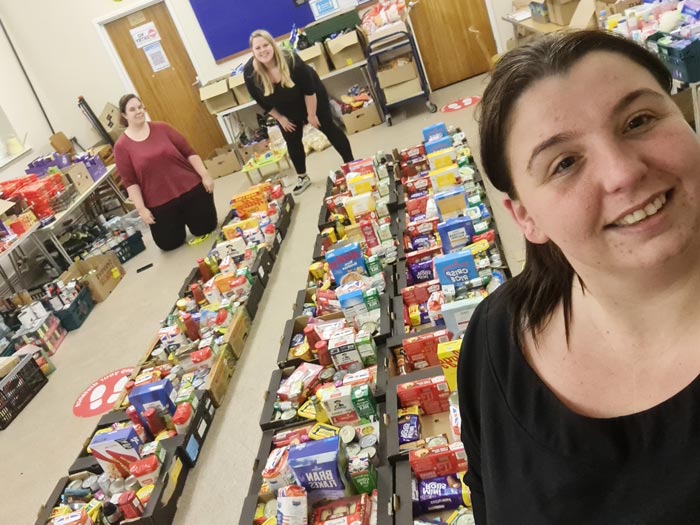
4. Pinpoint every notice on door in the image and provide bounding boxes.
[144,41,171,73]
[130,21,161,49]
